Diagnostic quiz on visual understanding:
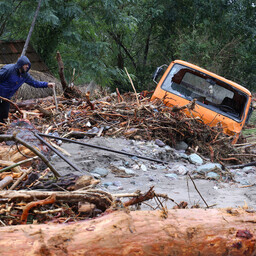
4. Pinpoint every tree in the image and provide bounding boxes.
[1,0,255,91]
